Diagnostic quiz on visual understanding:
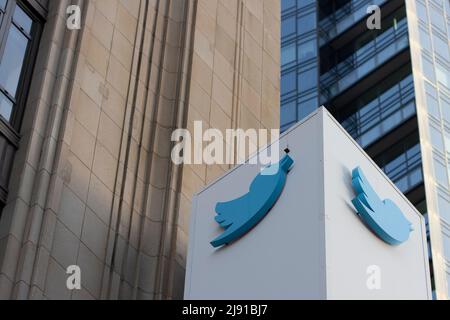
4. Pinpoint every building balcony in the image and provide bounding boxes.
[318,0,388,46]
[341,73,416,148]
[320,17,409,103]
